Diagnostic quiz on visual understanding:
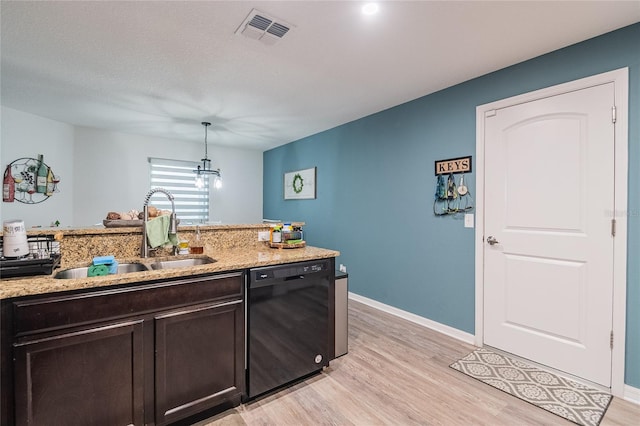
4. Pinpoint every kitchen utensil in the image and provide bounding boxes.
[3,219,29,258]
